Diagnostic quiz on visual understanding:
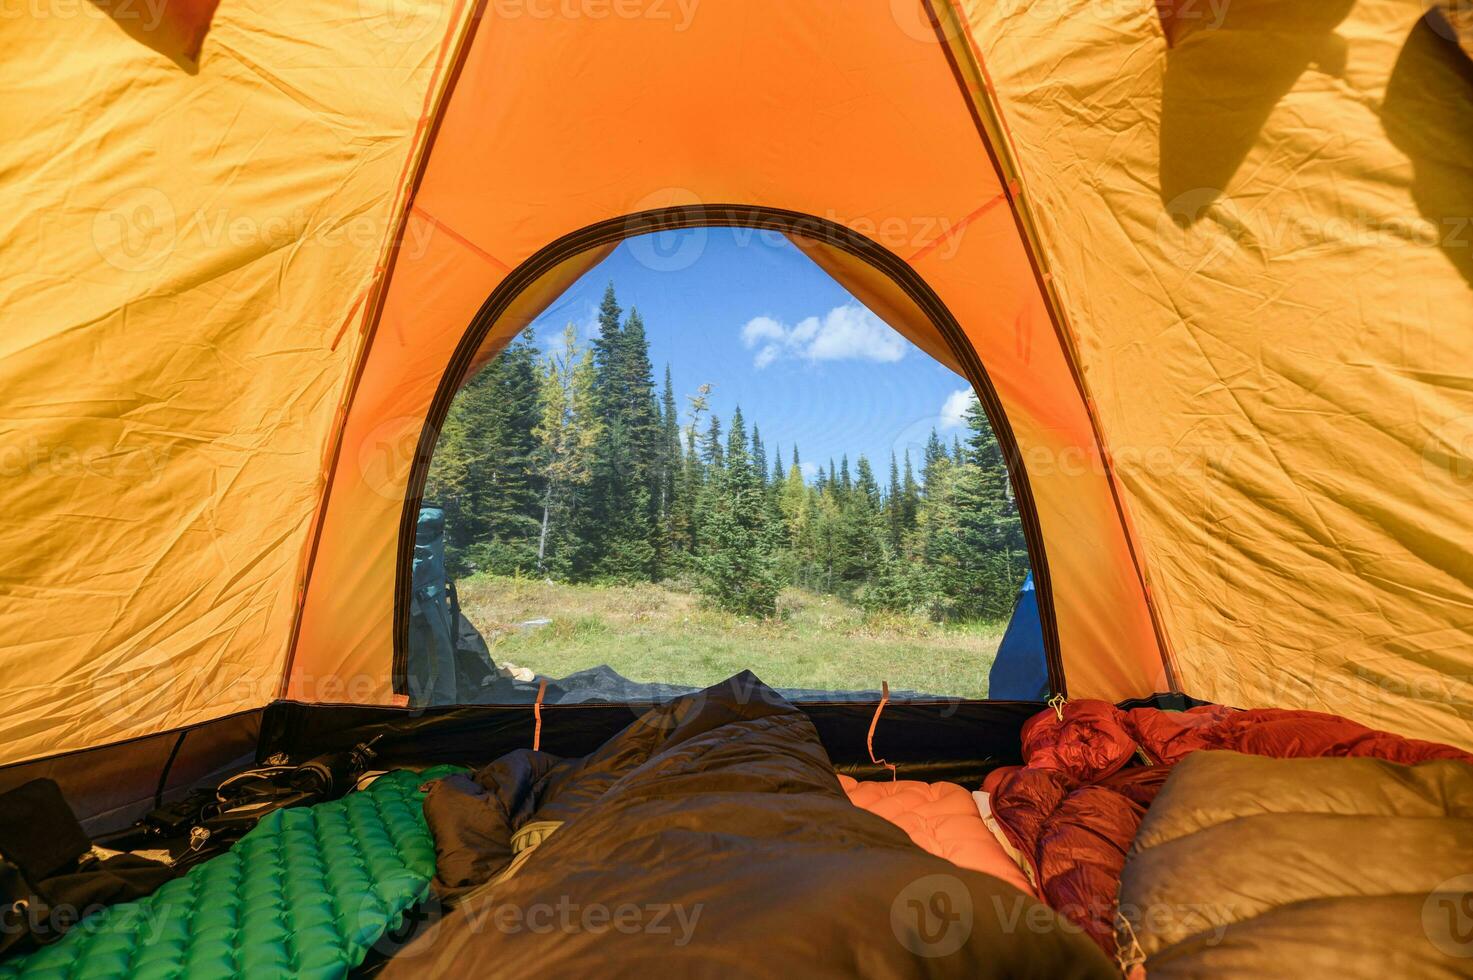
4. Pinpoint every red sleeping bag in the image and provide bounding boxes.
[982,700,1473,957]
